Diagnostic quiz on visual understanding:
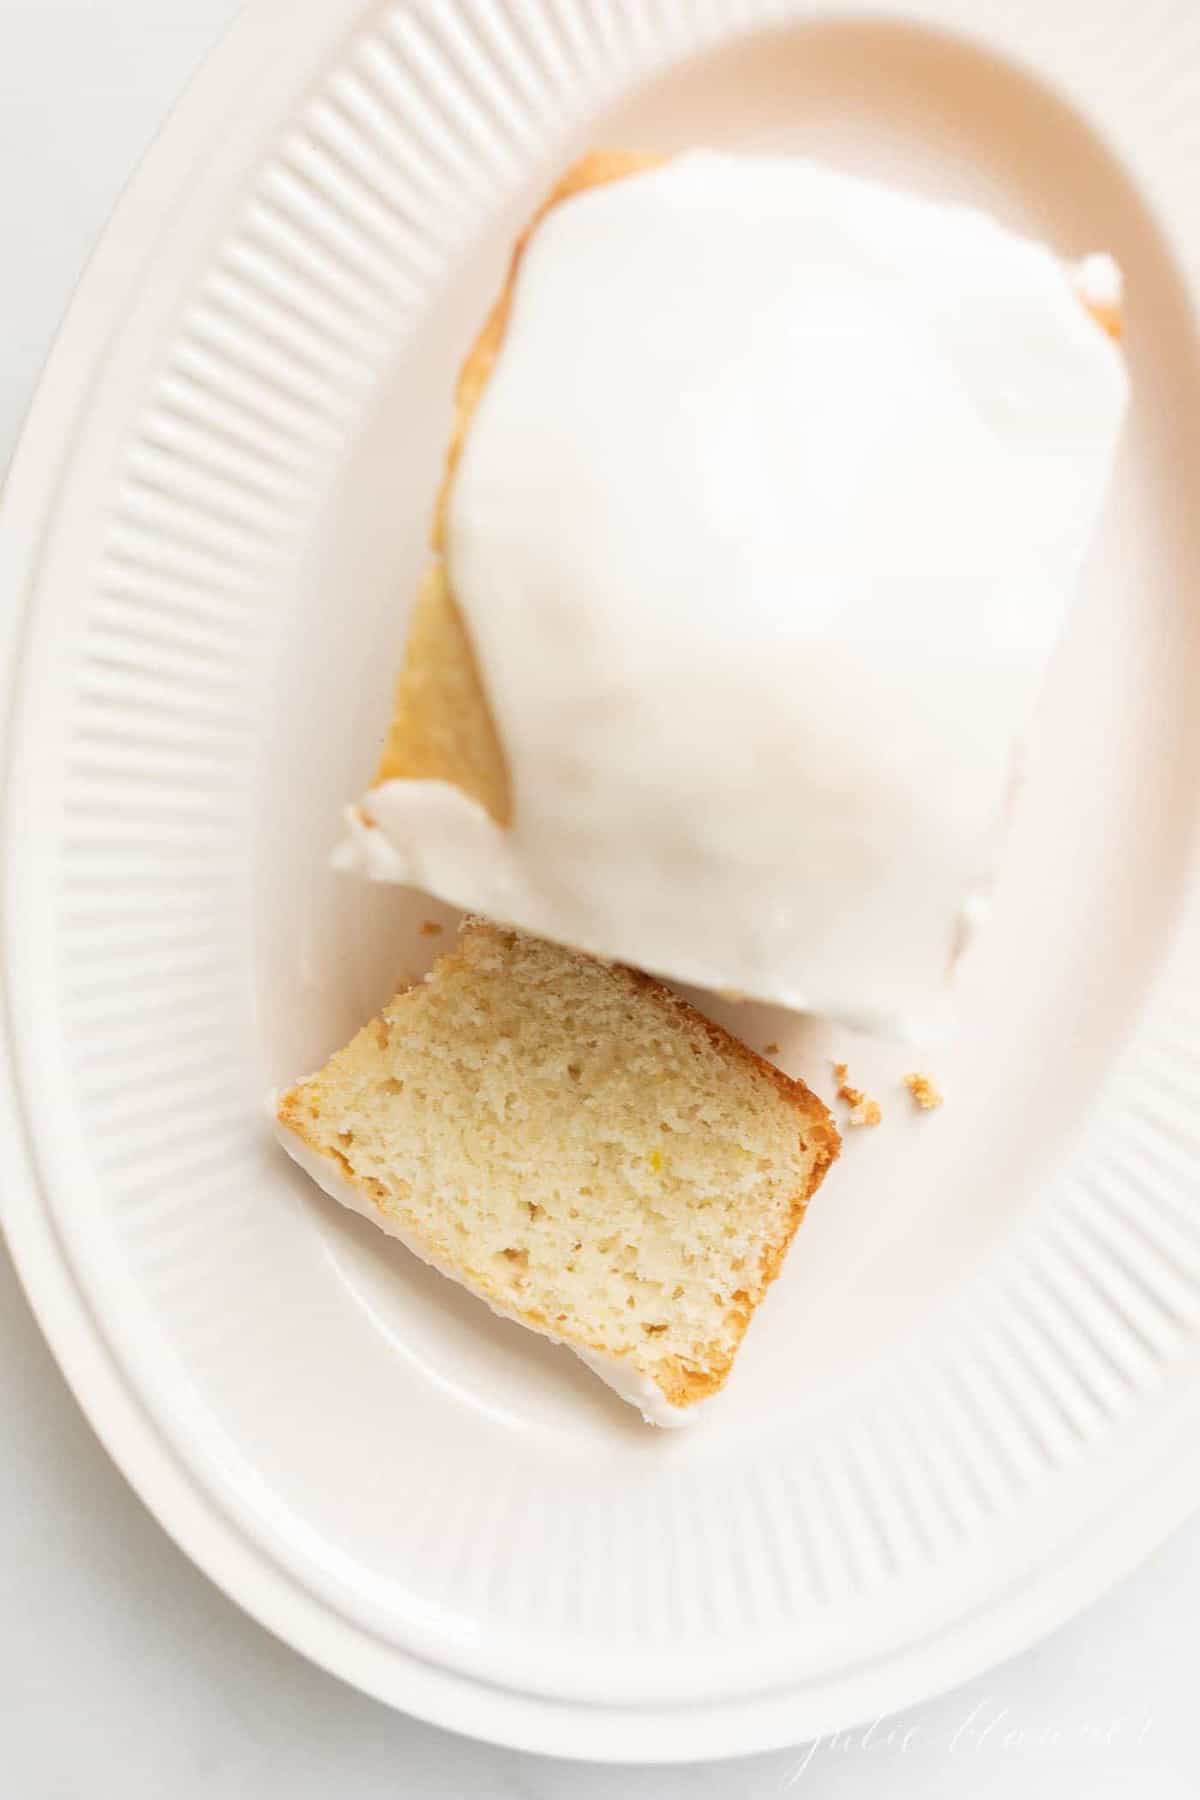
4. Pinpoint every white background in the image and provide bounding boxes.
[2,2,1199,1794]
